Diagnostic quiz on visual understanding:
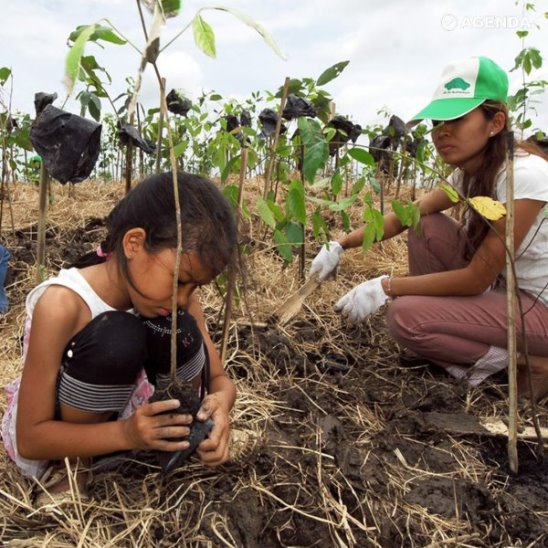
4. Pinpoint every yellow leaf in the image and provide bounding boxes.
[438,182,460,203]
[468,196,507,221]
